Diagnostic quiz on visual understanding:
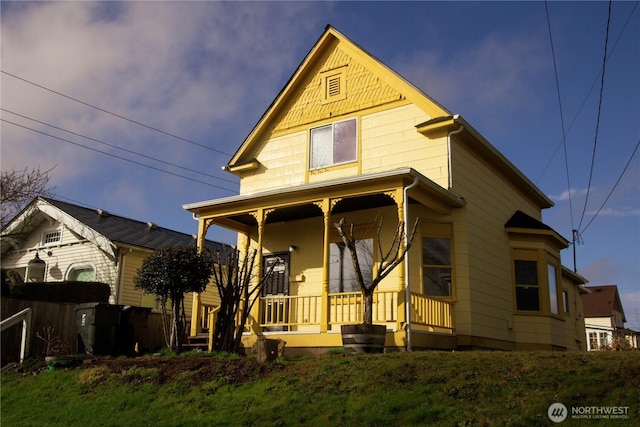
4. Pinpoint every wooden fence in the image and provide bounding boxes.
[1,298,166,366]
